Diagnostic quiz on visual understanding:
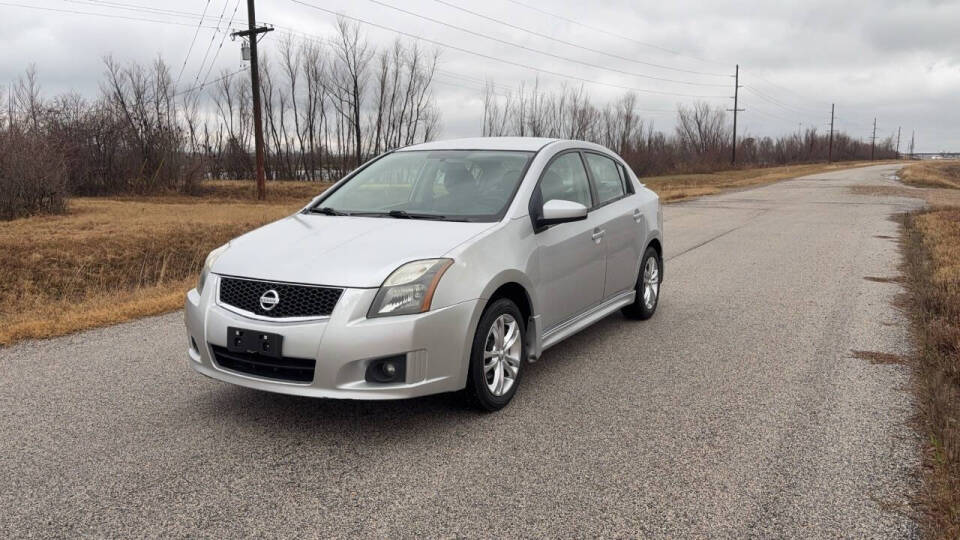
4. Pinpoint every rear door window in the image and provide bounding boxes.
[584,153,626,205]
